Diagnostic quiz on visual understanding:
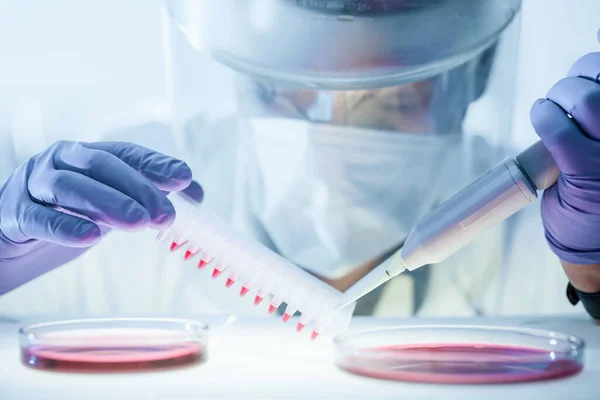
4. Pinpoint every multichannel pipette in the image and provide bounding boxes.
[157,193,357,340]
[340,140,560,306]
